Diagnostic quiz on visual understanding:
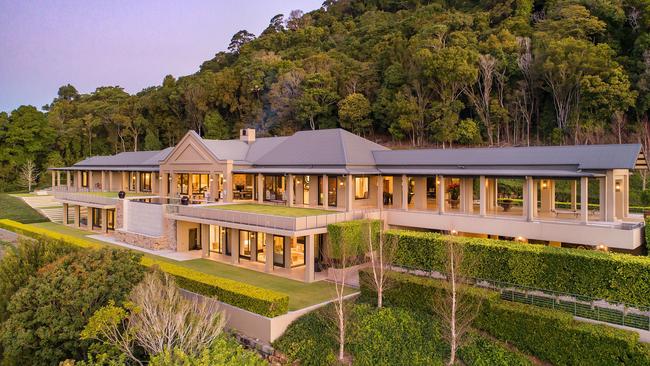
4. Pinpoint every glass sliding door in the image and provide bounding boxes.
[264,175,286,202]
[210,225,226,254]
[291,236,306,267]
[140,172,152,192]
[328,176,337,207]
[177,173,189,195]
[106,209,115,230]
[256,233,266,263]
[91,208,102,229]
[239,230,254,259]
[273,235,284,267]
